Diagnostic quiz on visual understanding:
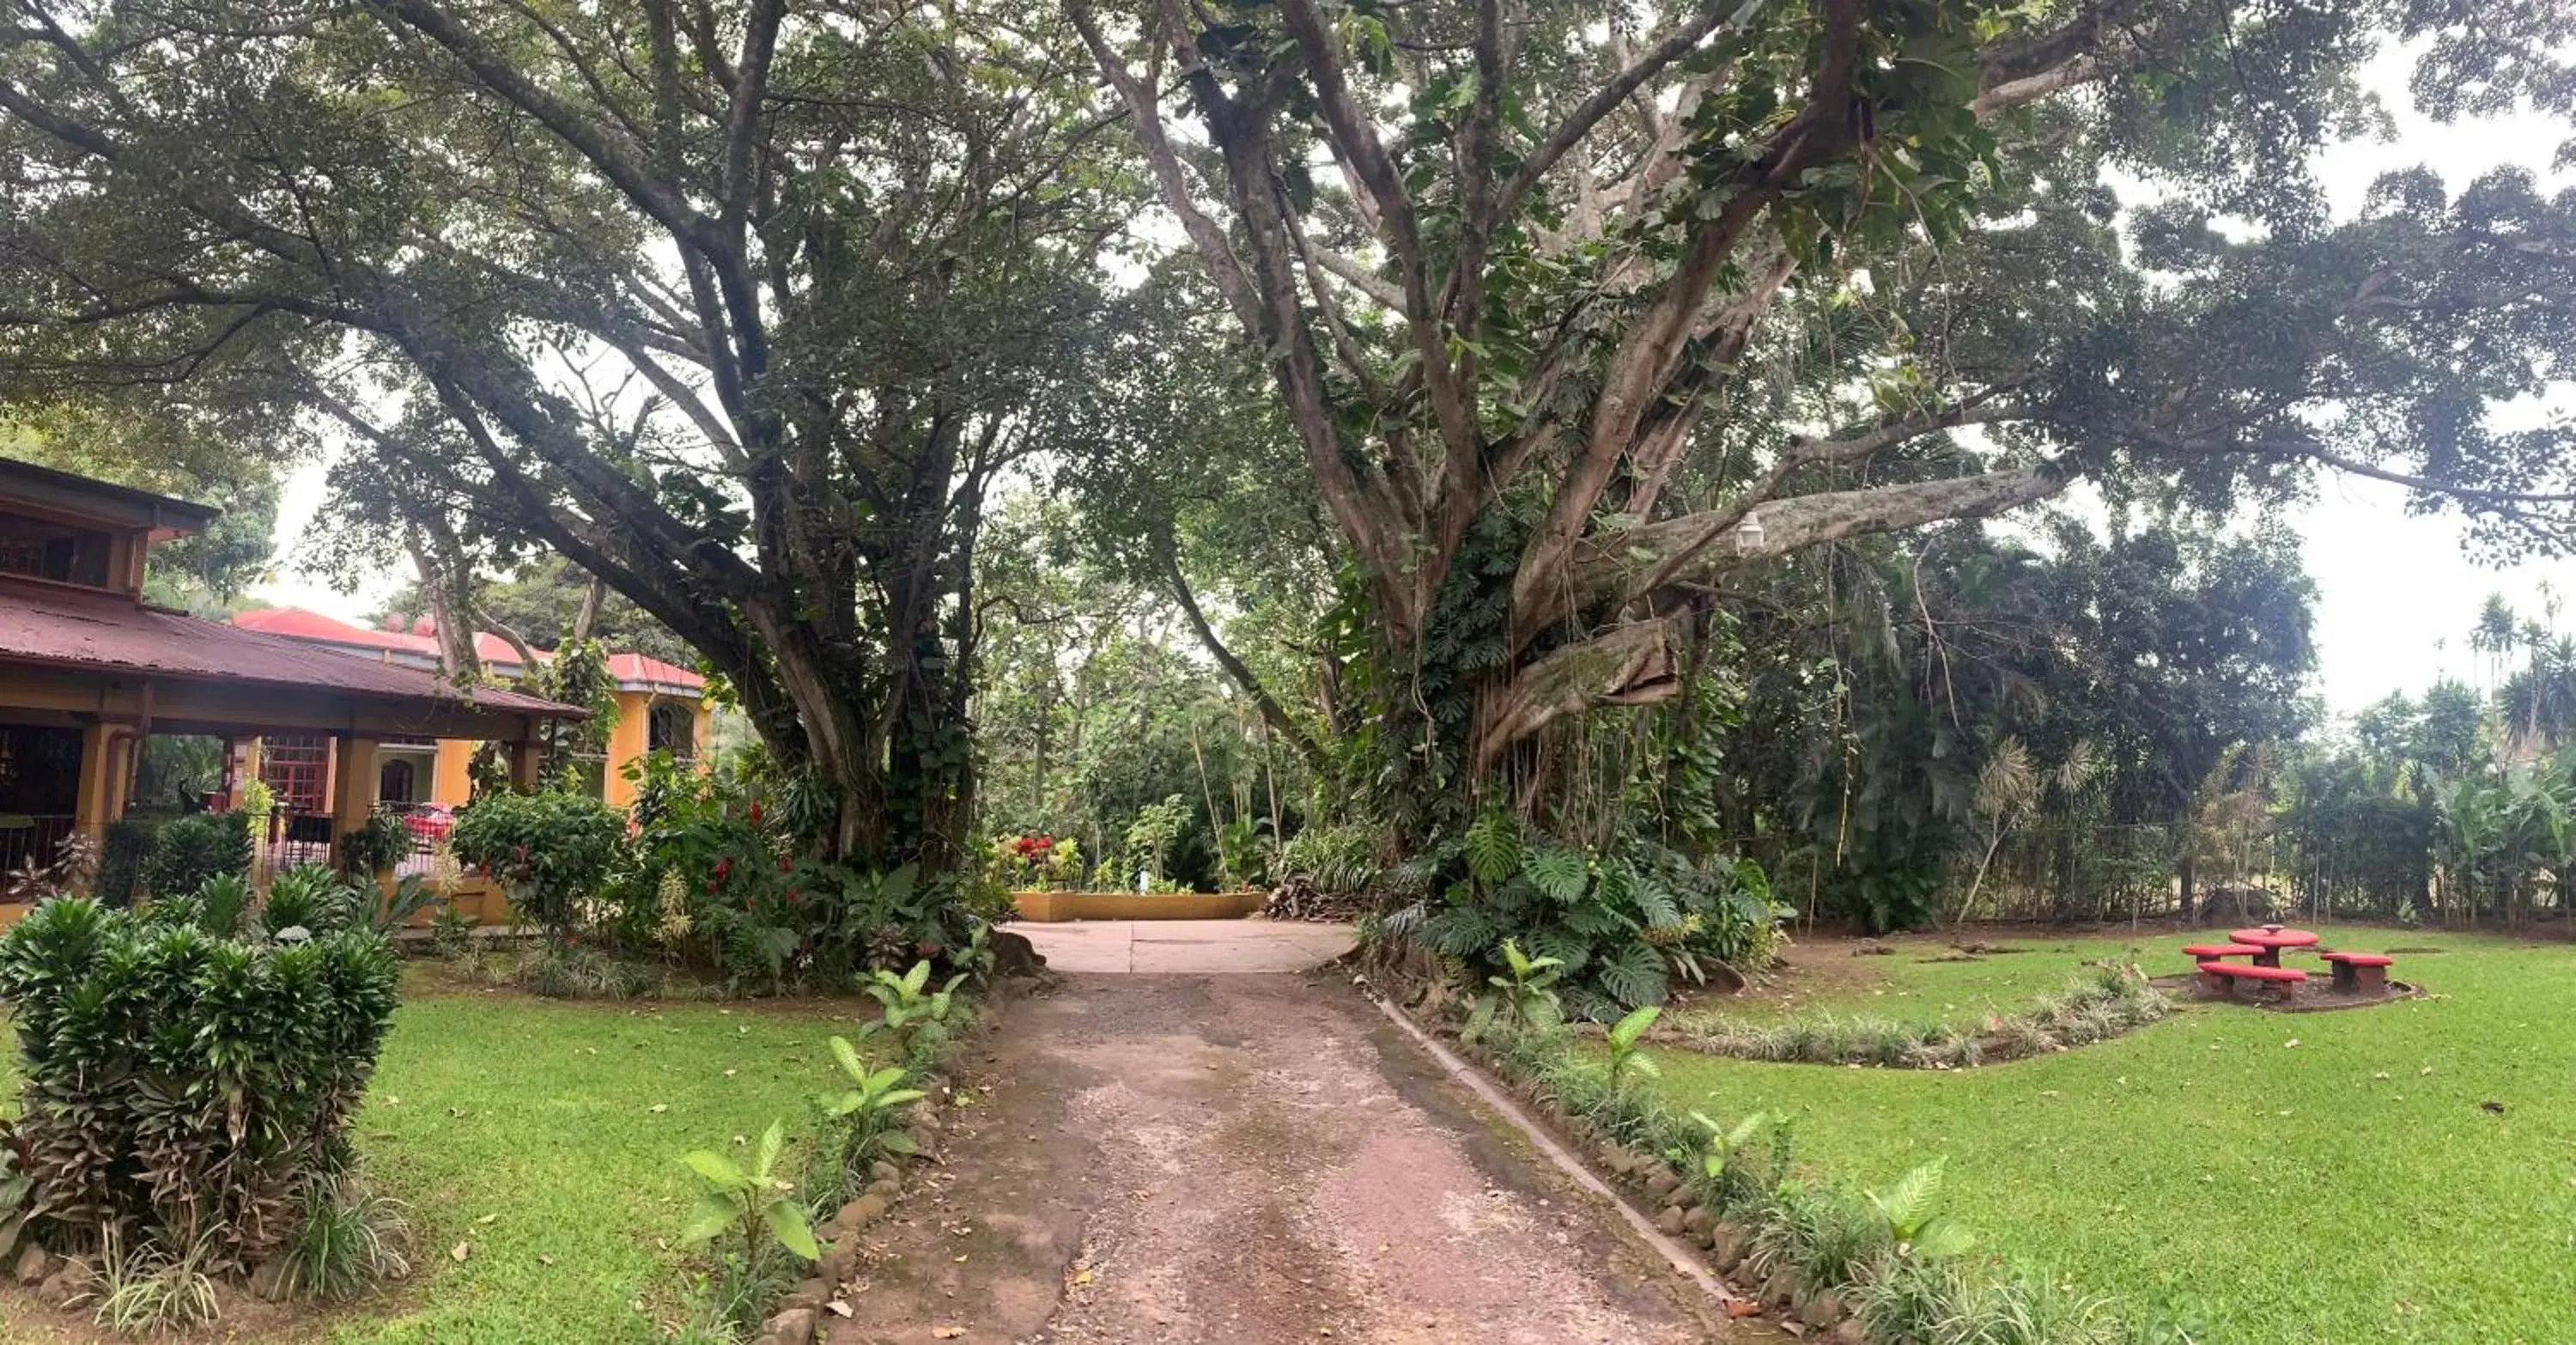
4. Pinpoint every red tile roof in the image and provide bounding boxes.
[232,606,526,666]
[0,583,579,716]
[231,607,705,693]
